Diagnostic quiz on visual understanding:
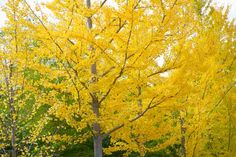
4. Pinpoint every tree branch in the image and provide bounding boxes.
[100,0,108,8]
[103,89,181,137]
[147,66,180,78]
